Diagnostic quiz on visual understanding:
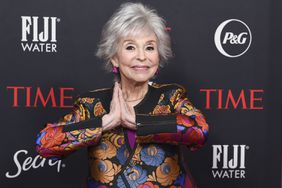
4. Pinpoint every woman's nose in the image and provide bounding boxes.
[136,48,146,61]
